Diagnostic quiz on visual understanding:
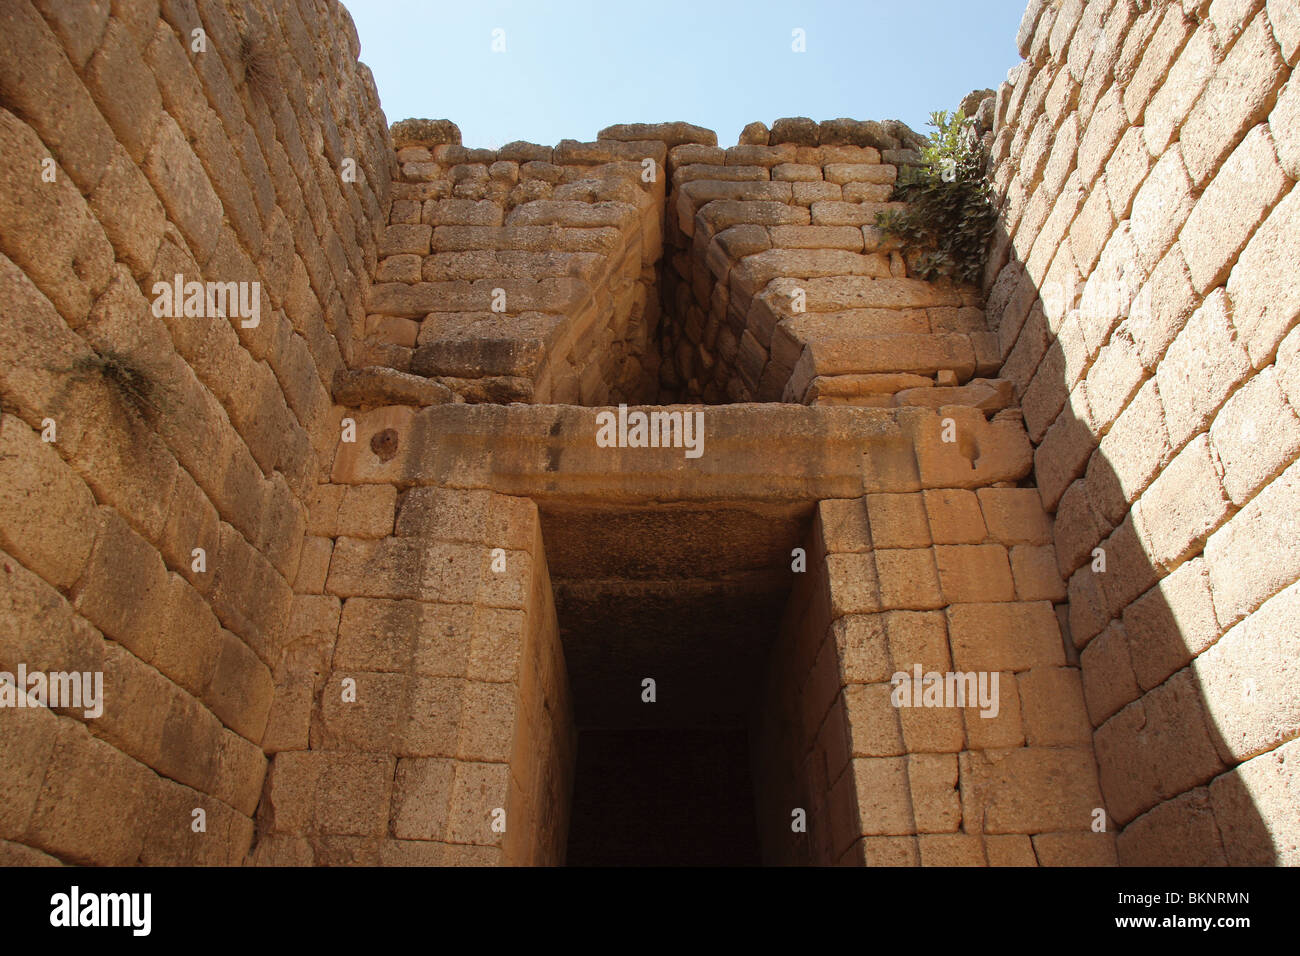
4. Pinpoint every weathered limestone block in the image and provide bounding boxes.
[598,121,716,147]
[1094,669,1227,825]
[333,366,455,408]
[737,121,768,145]
[810,200,906,226]
[1209,738,1300,865]
[421,198,503,226]
[1194,580,1300,763]
[770,117,820,146]
[1181,125,1288,295]
[554,139,666,166]
[894,378,1014,413]
[263,751,395,837]
[1115,788,1227,866]
[731,249,891,299]
[1156,289,1252,448]
[947,601,1065,673]
[725,144,799,166]
[0,110,115,323]
[1226,187,1300,367]
[0,418,97,589]
[497,141,552,163]
[391,118,461,148]
[672,163,769,185]
[793,181,843,204]
[379,223,431,256]
[1181,13,1286,188]
[935,544,1016,604]
[874,548,943,611]
[768,225,865,251]
[692,199,809,234]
